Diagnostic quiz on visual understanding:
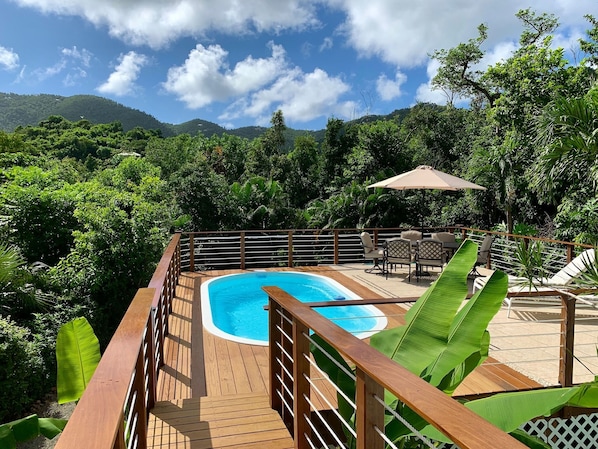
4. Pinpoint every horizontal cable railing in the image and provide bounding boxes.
[266,286,529,449]
[181,227,590,274]
[267,289,598,448]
